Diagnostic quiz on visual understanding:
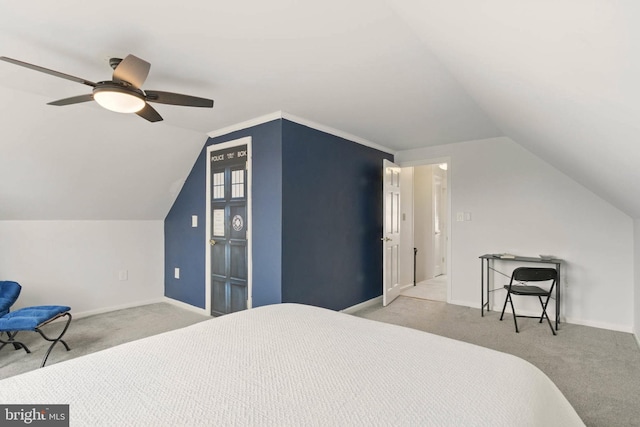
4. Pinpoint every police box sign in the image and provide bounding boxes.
[210,145,247,166]
[1,405,69,426]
